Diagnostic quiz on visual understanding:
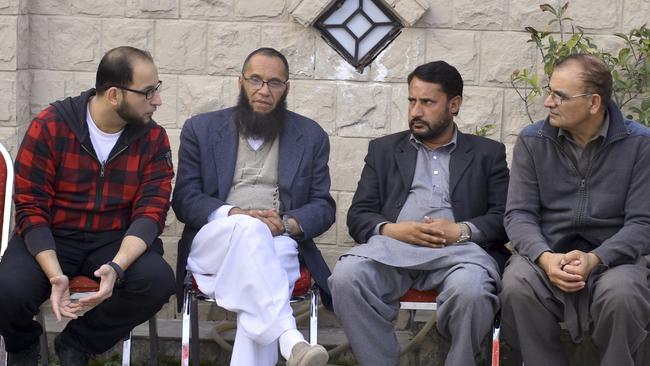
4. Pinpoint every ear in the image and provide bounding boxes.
[285,81,290,94]
[449,95,462,115]
[238,75,243,90]
[590,94,602,115]
[106,87,122,107]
